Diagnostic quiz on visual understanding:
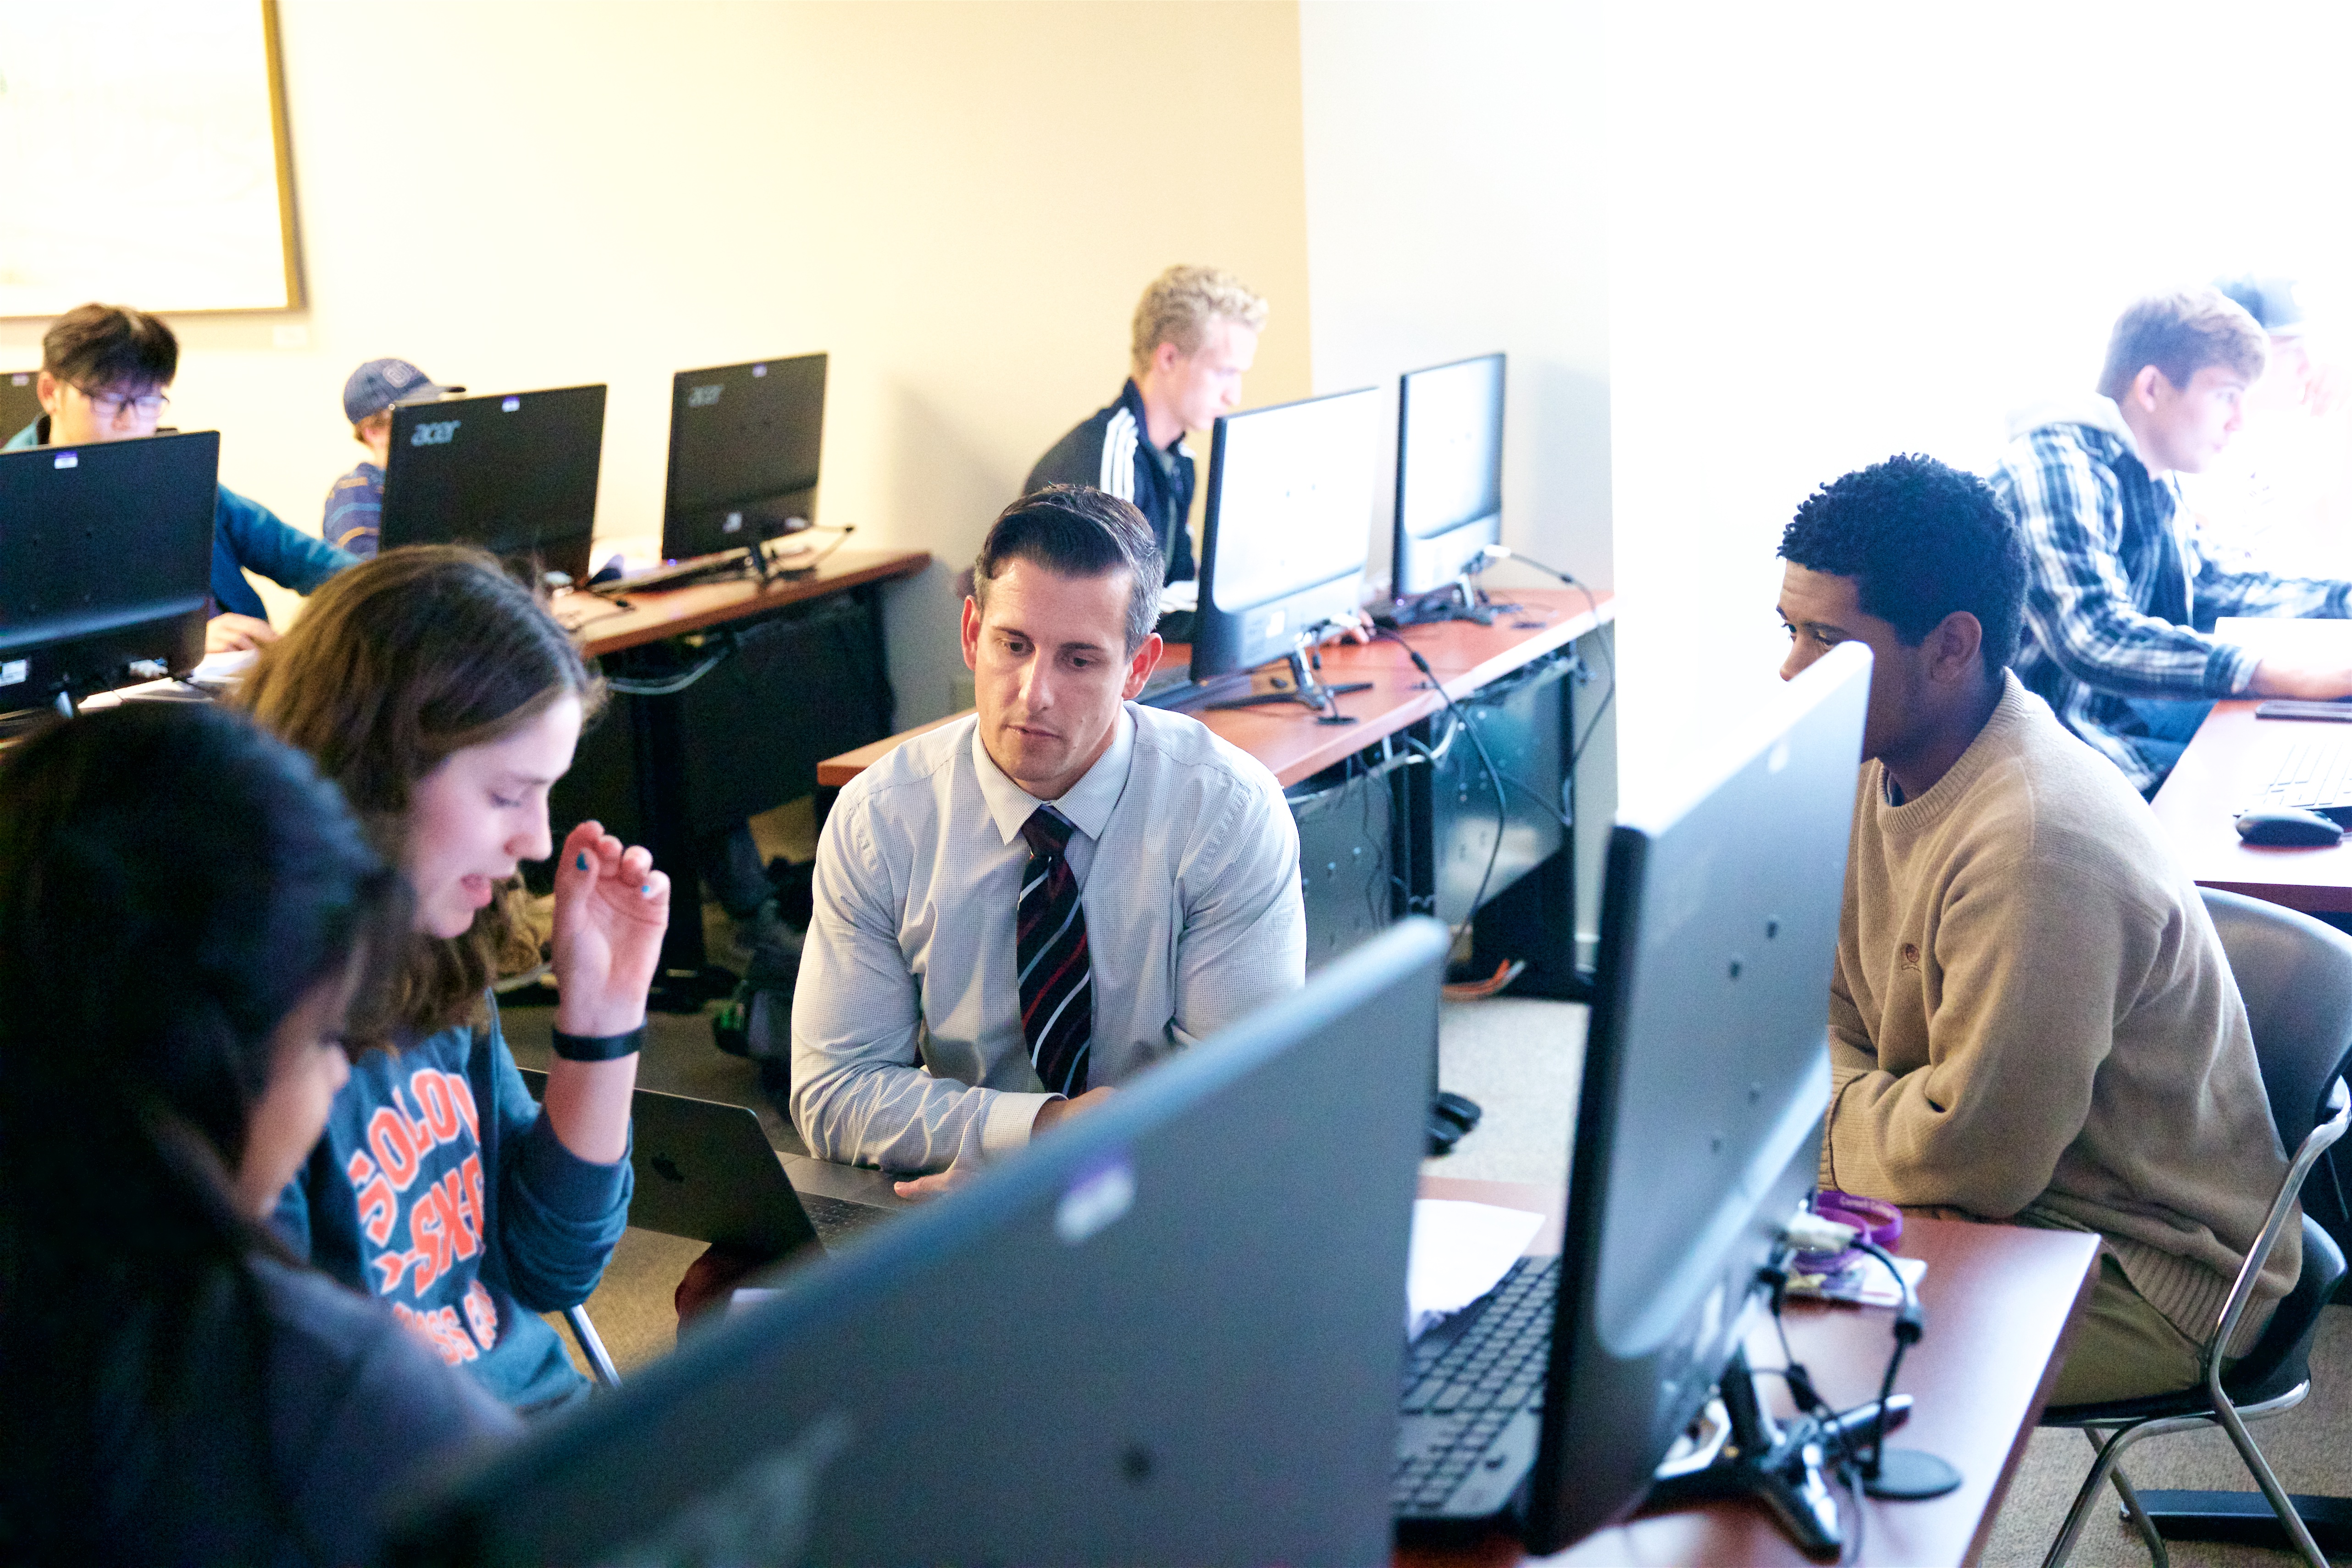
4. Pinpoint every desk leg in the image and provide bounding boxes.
[633,685,737,1012]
